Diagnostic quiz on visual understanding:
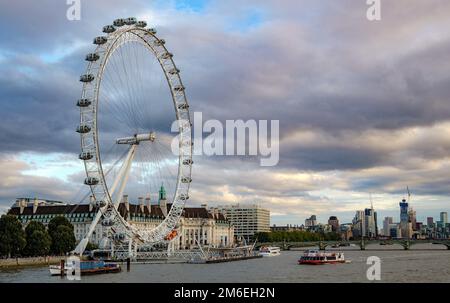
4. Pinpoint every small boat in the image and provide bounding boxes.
[298,249,346,265]
[259,246,281,257]
[49,260,121,276]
